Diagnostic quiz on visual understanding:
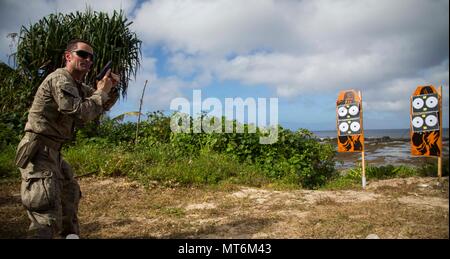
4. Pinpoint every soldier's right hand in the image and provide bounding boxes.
[97,69,113,94]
